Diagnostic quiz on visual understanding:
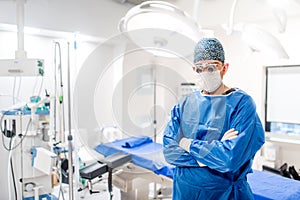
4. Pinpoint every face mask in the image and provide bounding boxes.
[196,70,222,93]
